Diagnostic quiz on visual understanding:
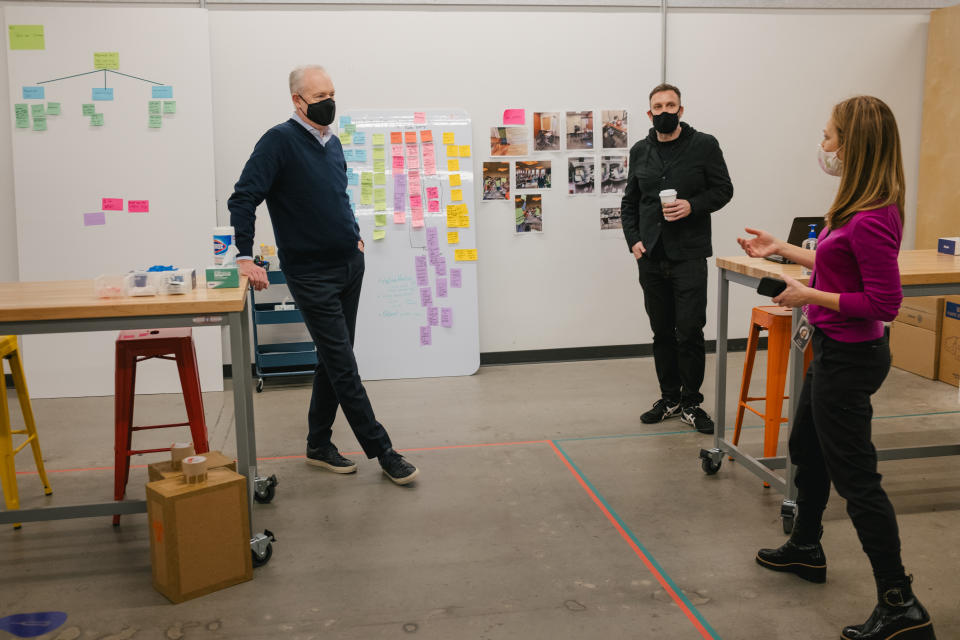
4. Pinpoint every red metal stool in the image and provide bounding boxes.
[114,328,209,525]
